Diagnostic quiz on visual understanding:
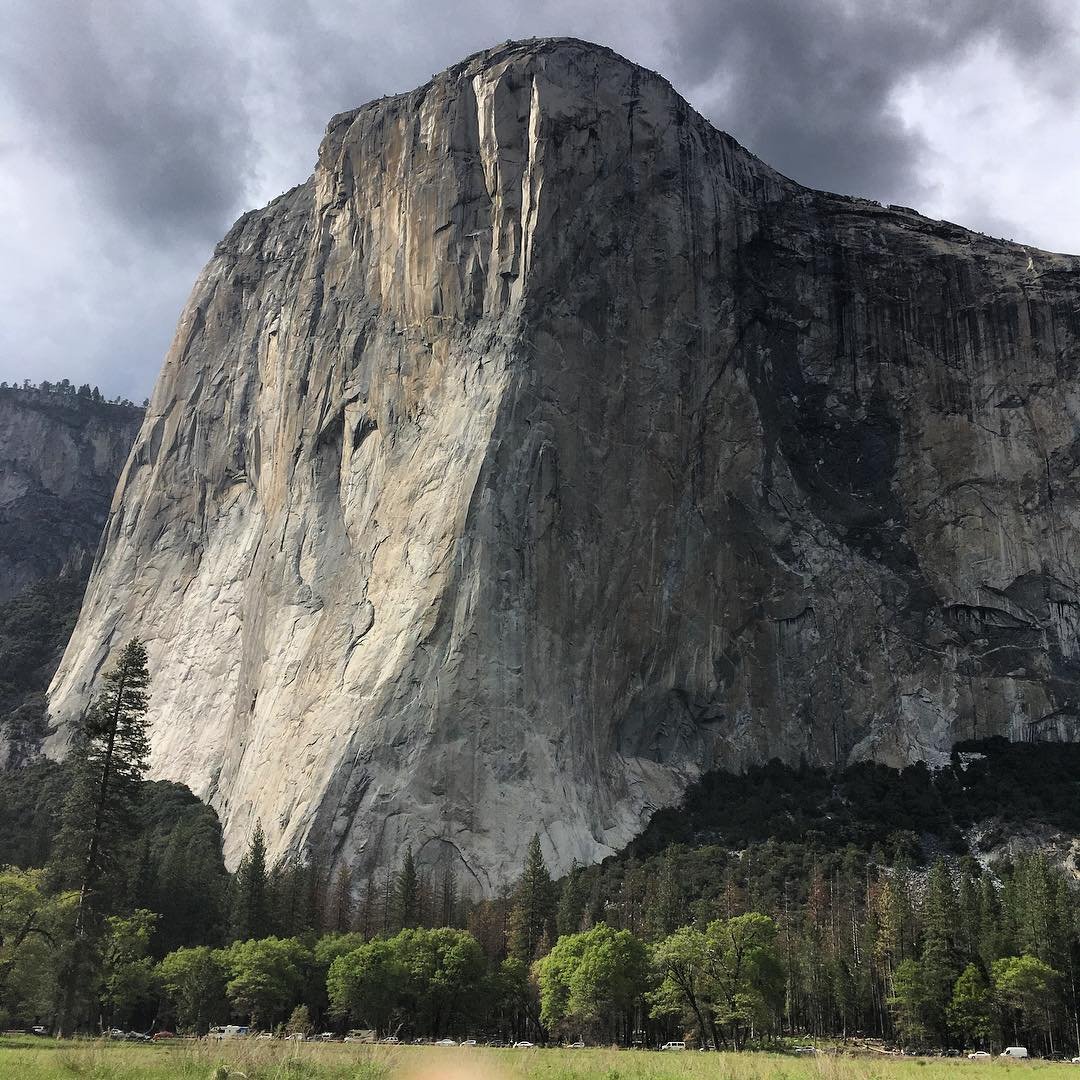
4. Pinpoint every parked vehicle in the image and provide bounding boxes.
[566,1041,585,1048]
[1001,1047,1029,1059]
[461,1039,477,1046]
[660,1041,686,1051]
[513,1041,535,1048]
[435,1039,457,1046]
[968,1051,991,1060]
[379,1036,400,1044]
[151,1031,176,1042]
